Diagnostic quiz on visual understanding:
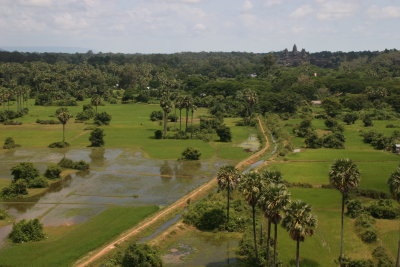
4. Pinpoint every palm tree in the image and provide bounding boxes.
[176,95,184,131]
[329,158,360,265]
[282,200,317,267]
[57,111,72,143]
[190,103,197,139]
[239,171,263,259]
[183,96,192,132]
[91,94,101,114]
[259,182,290,266]
[160,97,172,139]
[388,166,400,267]
[217,165,241,225]
[261,169,283,184]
